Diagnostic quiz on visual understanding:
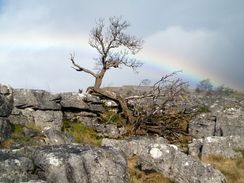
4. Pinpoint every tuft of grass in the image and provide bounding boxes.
[62,120,102,146]
[0,124,43,148]
[128,156,174,183]
[197,105,210,113]
[203,155,244,183]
